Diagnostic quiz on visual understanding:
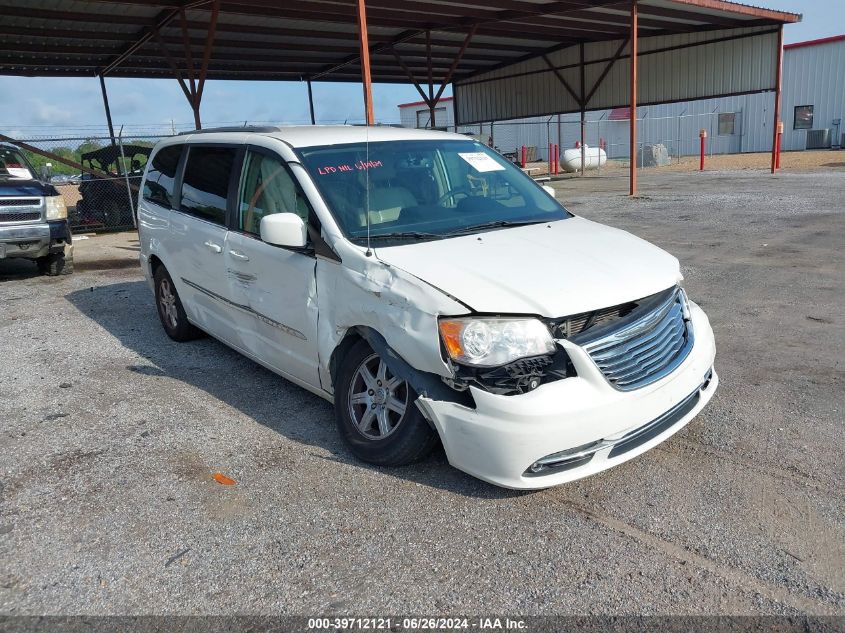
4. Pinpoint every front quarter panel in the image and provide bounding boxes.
[315,246,469,395]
